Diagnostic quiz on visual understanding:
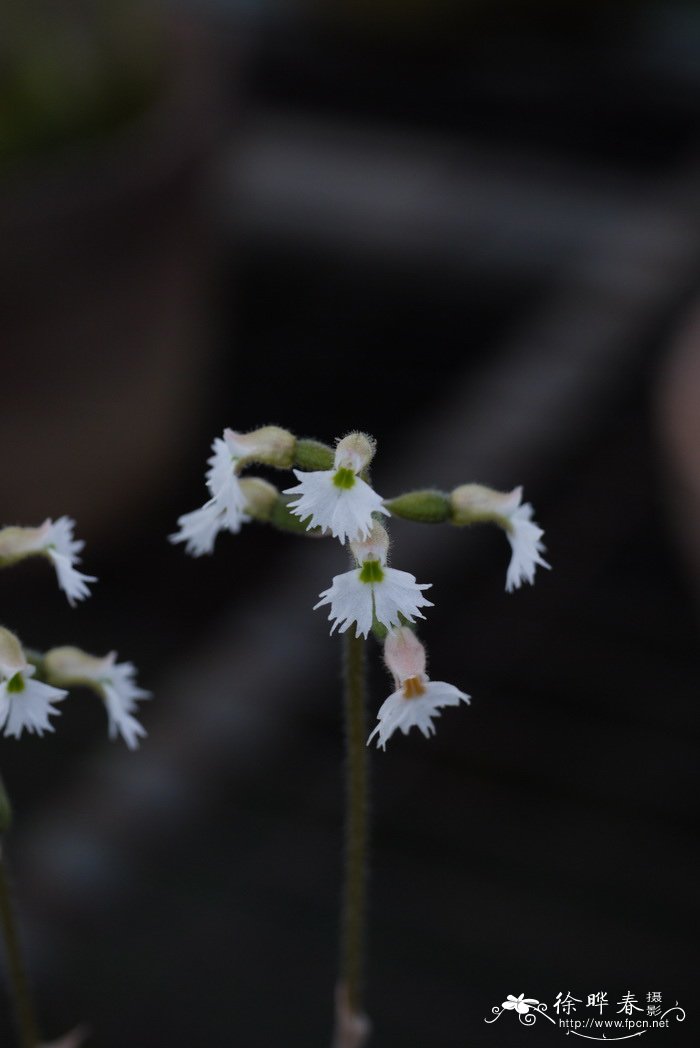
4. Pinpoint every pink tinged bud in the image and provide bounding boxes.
[383,626,426,684]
